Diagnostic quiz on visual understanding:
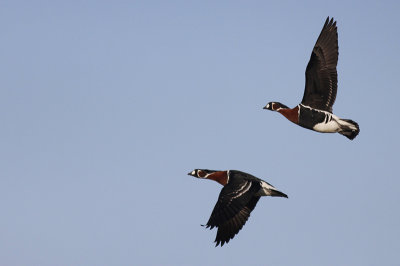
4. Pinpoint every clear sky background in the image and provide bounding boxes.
[1,1,399,265]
